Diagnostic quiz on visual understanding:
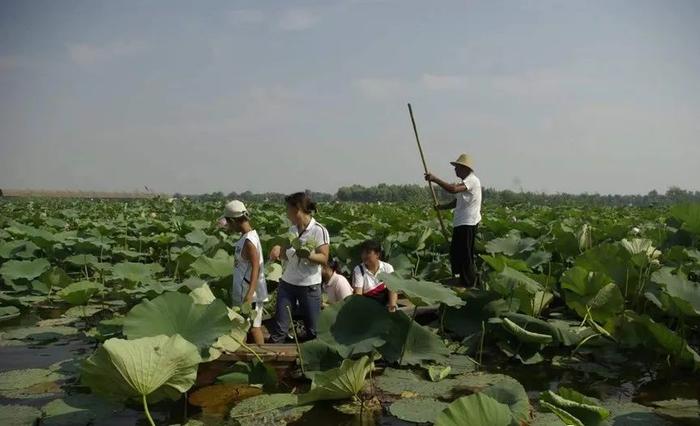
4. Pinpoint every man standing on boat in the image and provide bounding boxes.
[424,154,482,287]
